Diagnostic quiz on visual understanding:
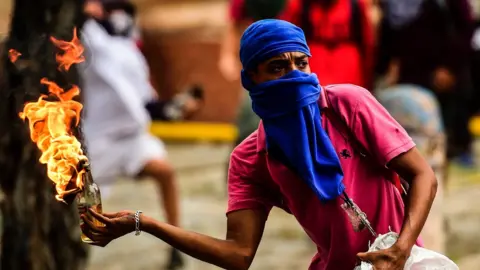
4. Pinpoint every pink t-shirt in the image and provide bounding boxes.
[227,84,419,270]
